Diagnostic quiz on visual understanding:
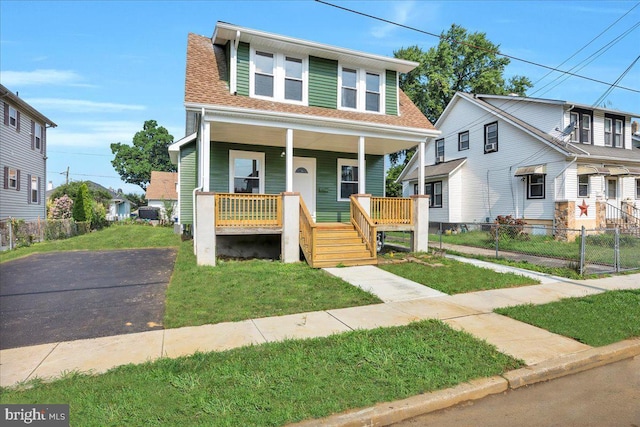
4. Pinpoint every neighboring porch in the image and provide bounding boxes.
[195,192,429,267]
